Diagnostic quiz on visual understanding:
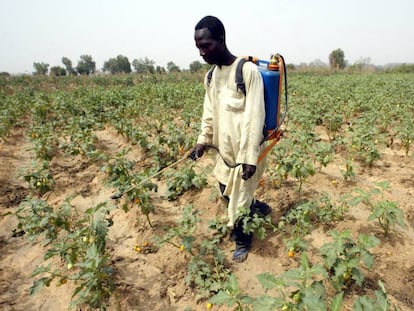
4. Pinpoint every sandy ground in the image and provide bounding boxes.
[1,125,413,311]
